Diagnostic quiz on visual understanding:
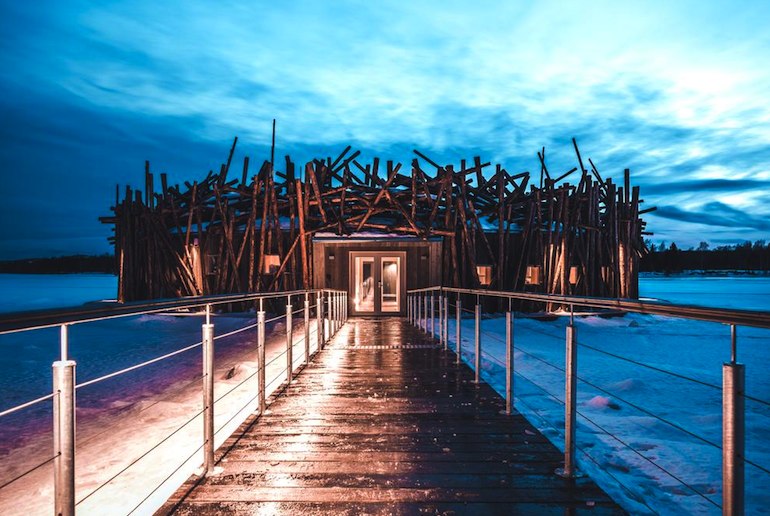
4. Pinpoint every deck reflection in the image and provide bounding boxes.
[160,318,624,515]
